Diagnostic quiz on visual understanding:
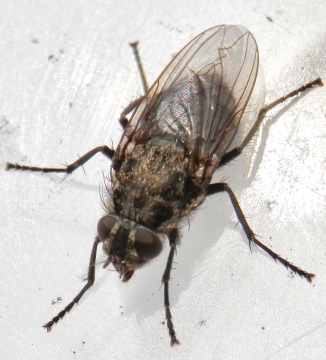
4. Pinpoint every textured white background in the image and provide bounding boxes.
[1,1,326,359]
